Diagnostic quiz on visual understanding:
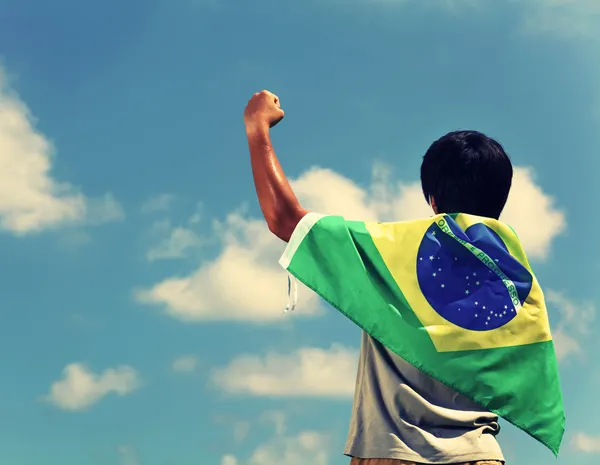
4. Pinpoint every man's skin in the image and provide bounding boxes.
[244,90,440,240]
[244,90,308,243]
